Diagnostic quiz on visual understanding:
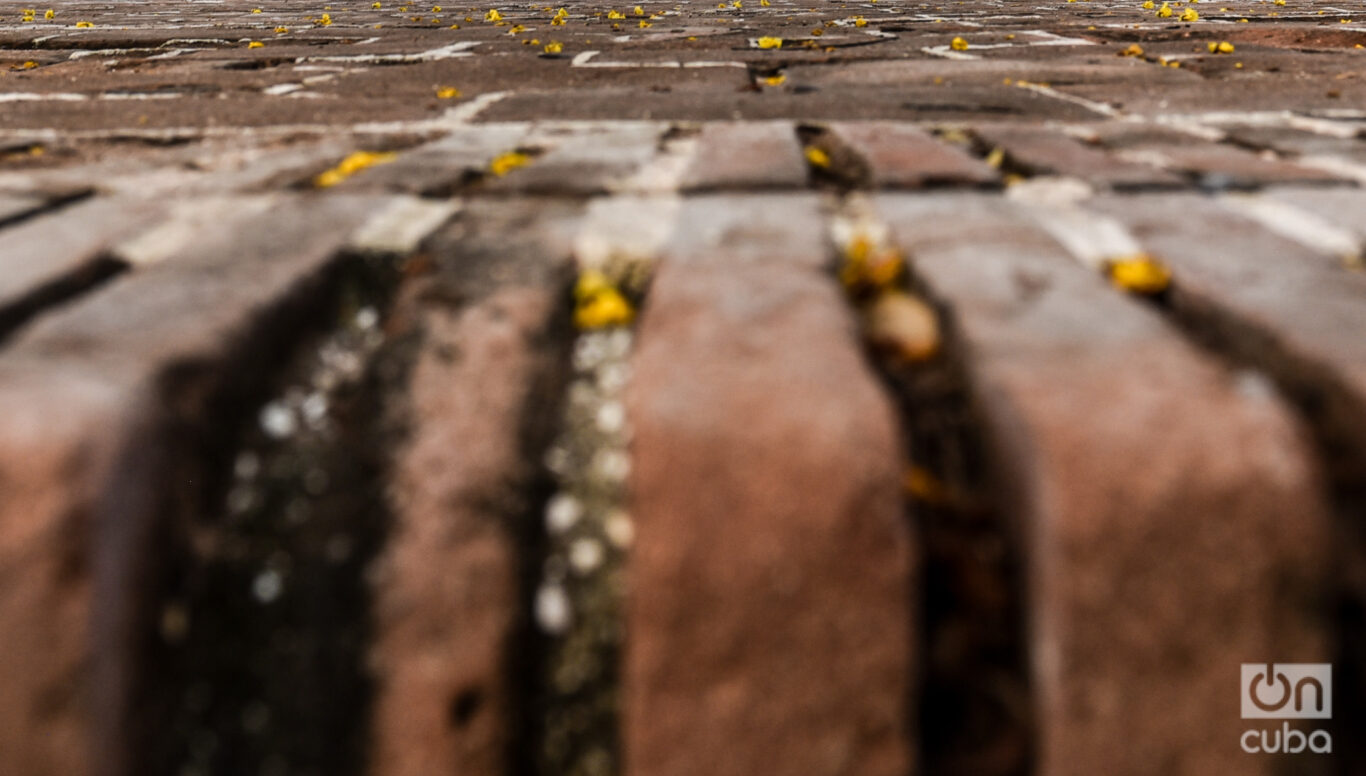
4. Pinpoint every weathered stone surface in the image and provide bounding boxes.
[368,286,559,776]
[0,197,164,337]
[0,193,390,776]
[623,257,915,776]
[663,193,829,267]
[878,192,1332,776]
[830,121,999,188]
[678,121,808,191]
[972,125,1186,188]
